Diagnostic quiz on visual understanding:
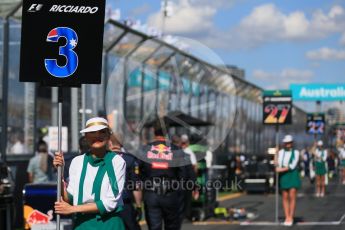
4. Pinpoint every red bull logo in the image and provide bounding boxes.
[147,144,173,160]
[24,205,53,228]
[27,210,51,224]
